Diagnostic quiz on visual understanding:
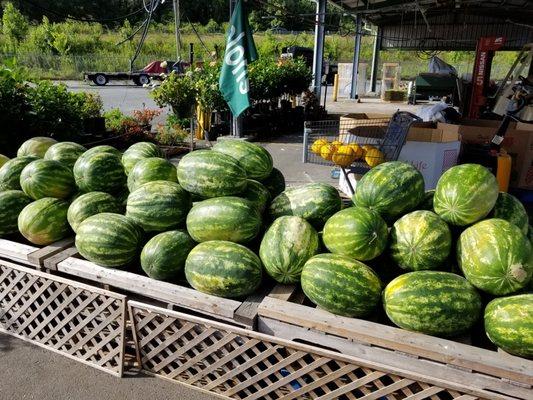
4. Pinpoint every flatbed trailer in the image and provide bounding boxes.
[84,71,164,86]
